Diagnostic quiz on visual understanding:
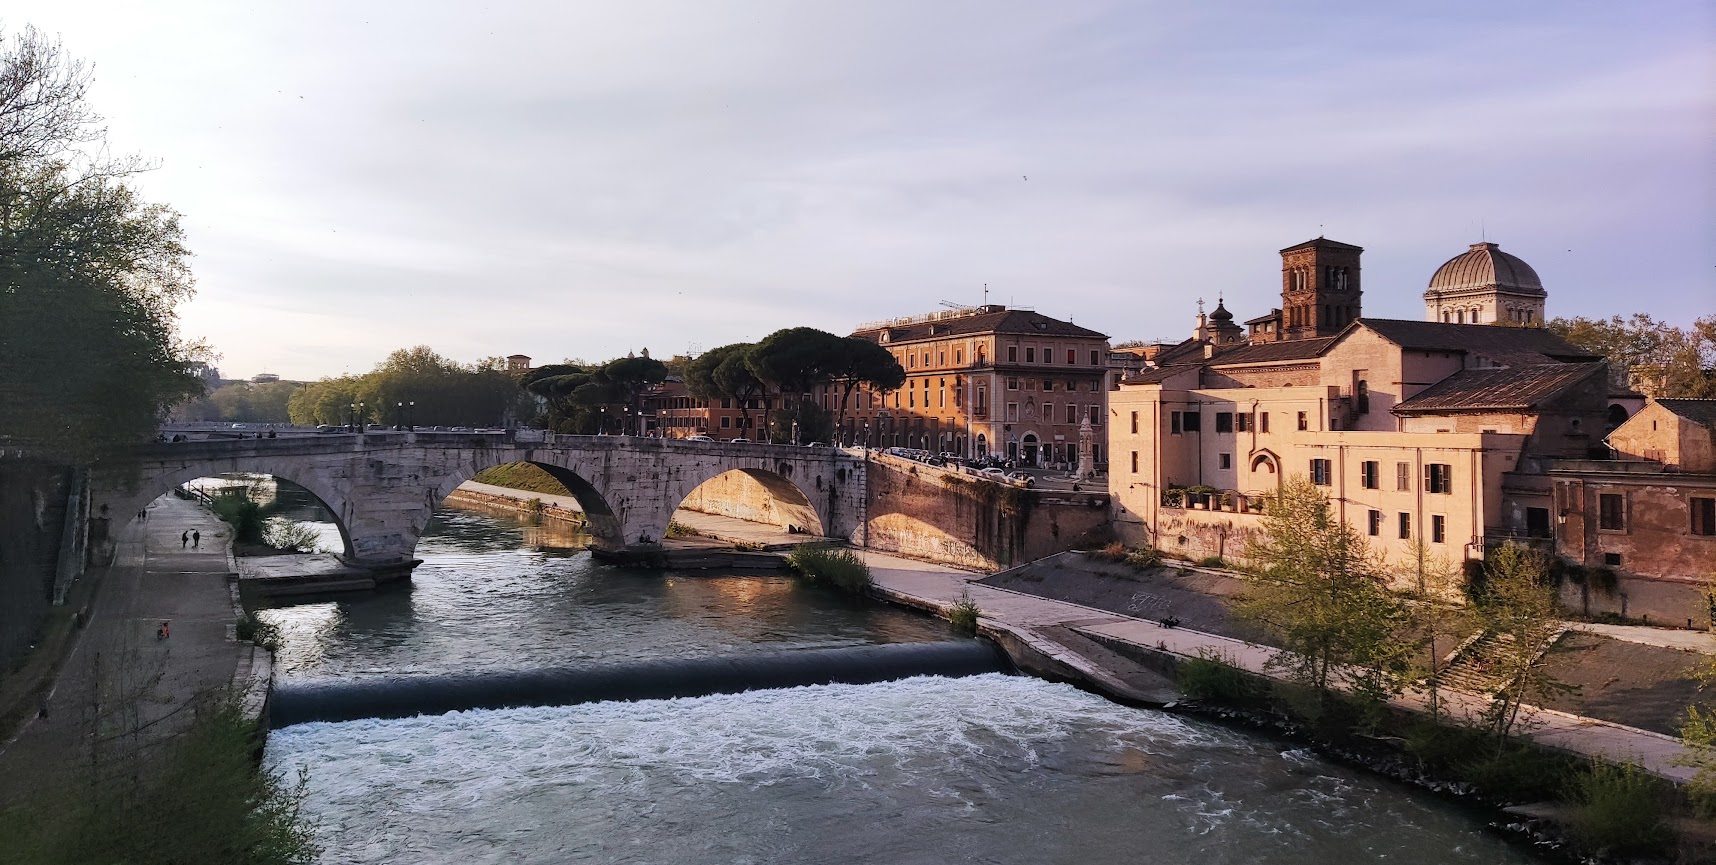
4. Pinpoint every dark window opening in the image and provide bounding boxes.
[1599,493,1625,531]
[1215,412,1234,433]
